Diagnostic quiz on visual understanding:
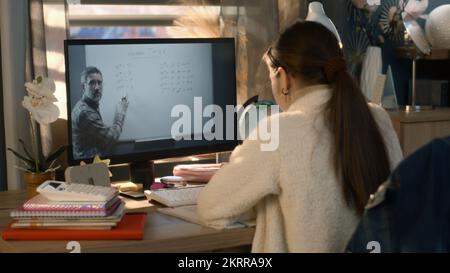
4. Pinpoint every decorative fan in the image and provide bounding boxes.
[347,0,379,25]
[351,0,379,12]
[347,0,364,22]
[345,29,370,77]
[379,0,407,43]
